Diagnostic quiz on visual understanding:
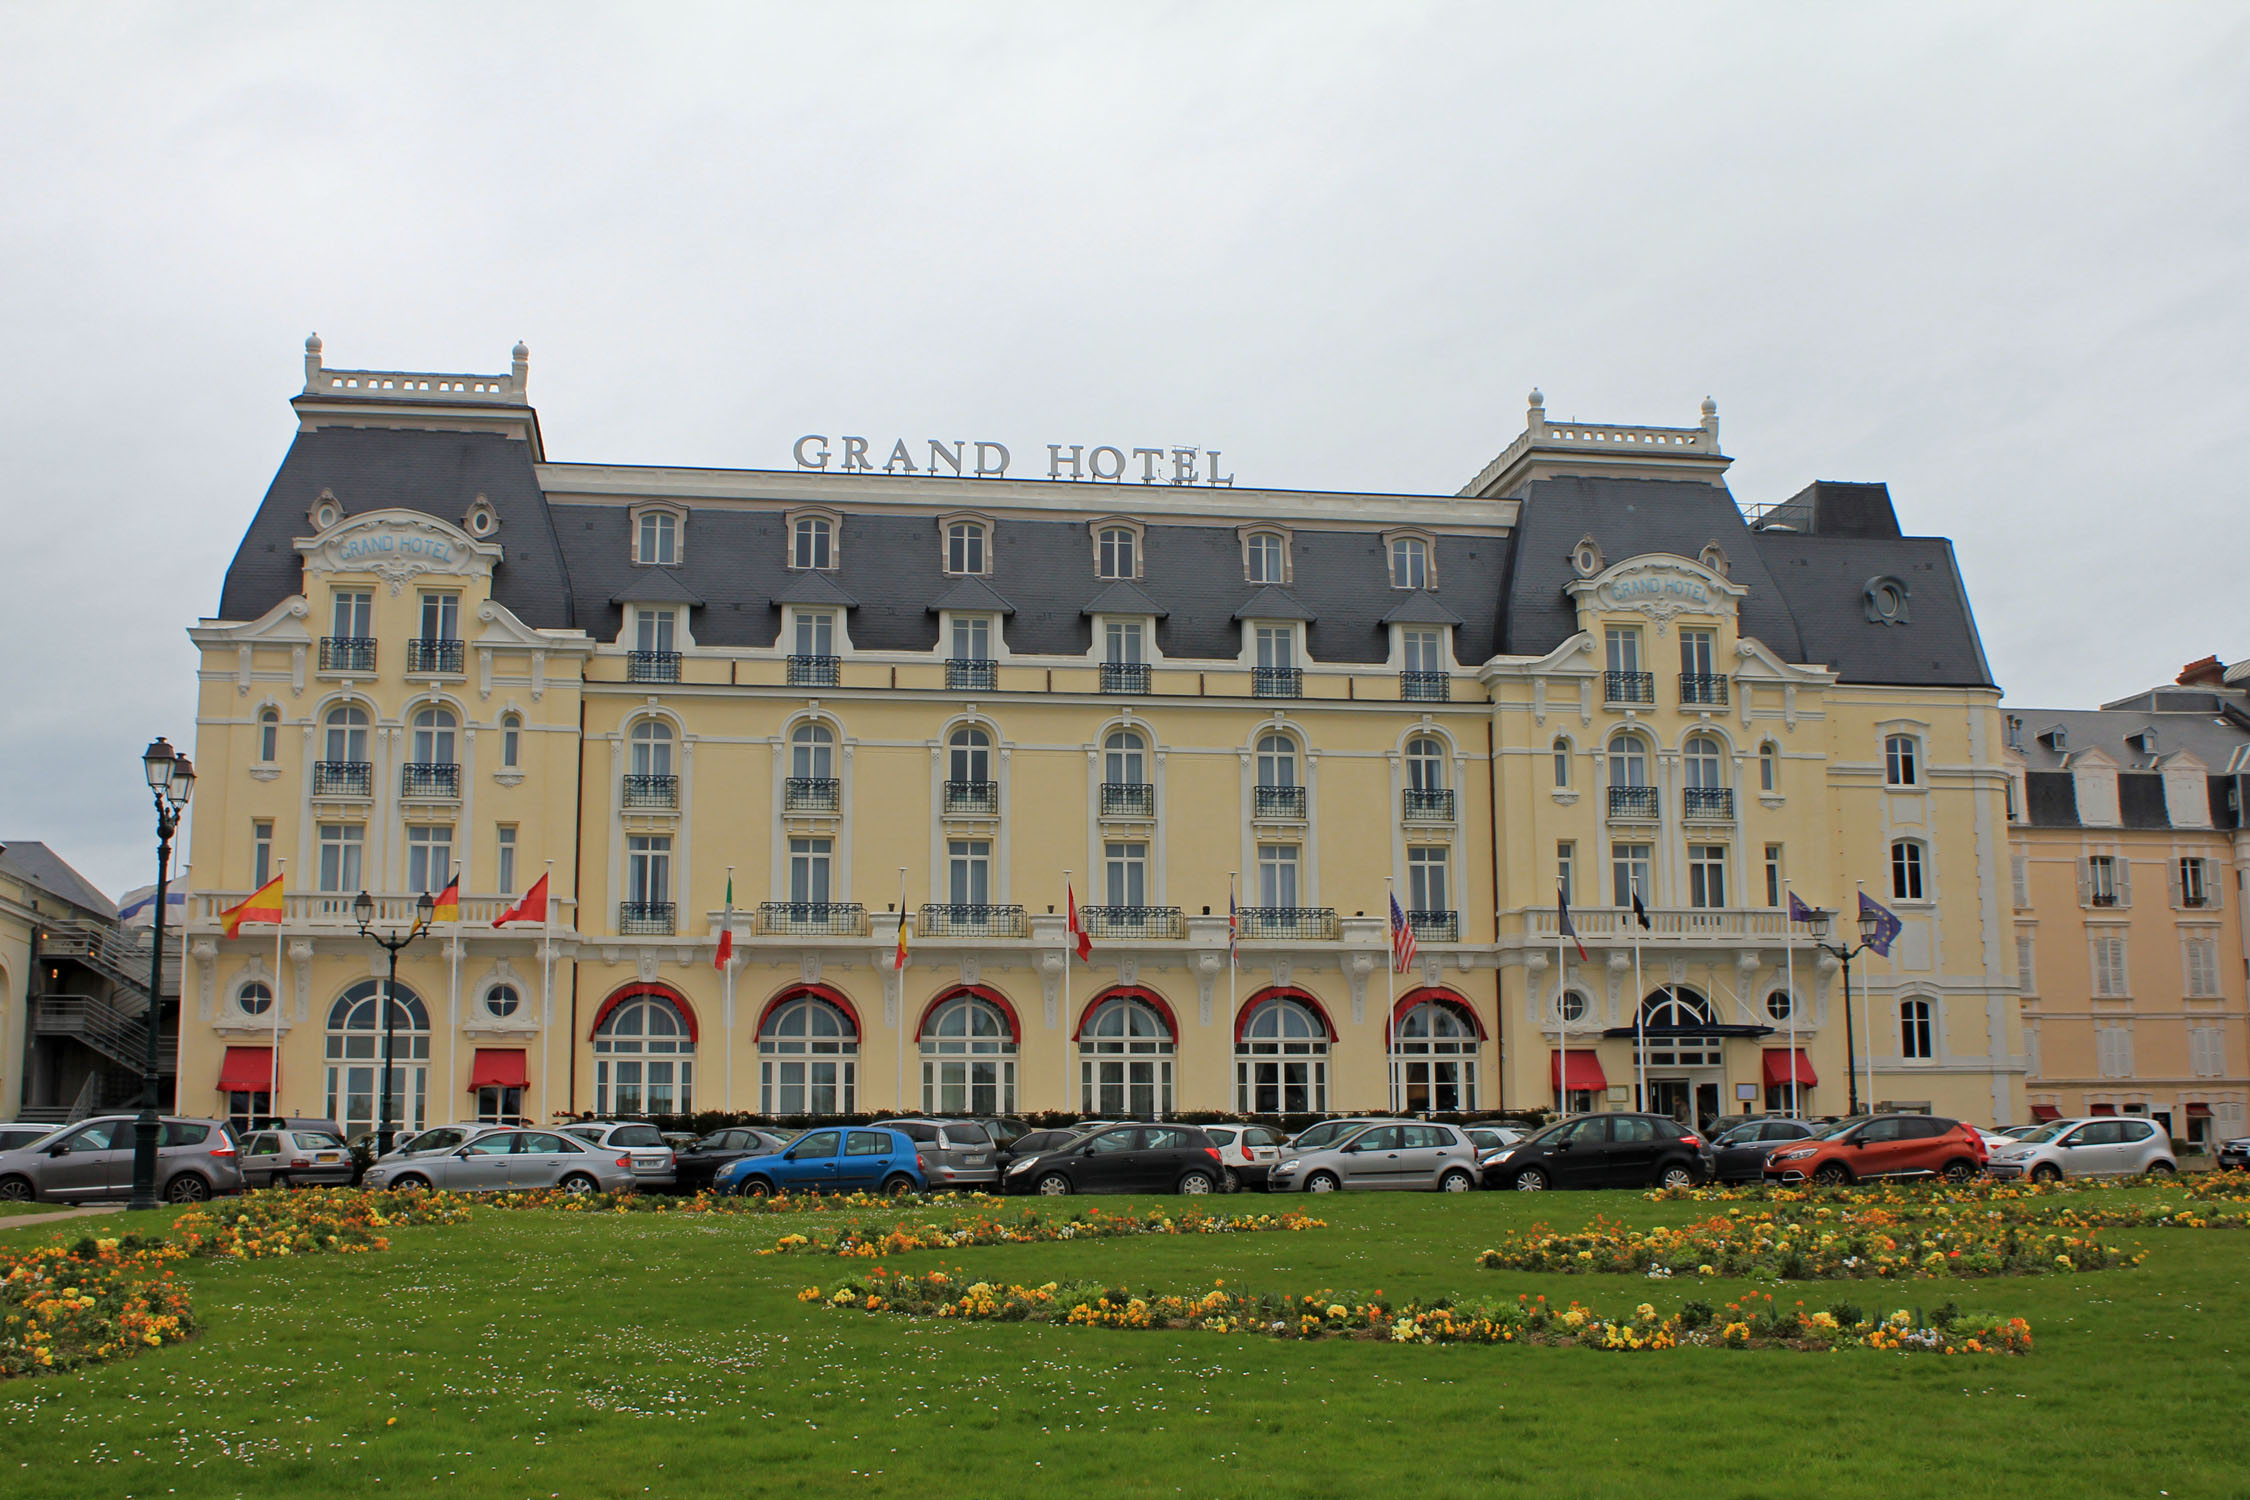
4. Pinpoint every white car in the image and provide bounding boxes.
[1984,1117,2177,1181]
[1198,1124,1284,1189]
[1975,1128,2019,1154]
